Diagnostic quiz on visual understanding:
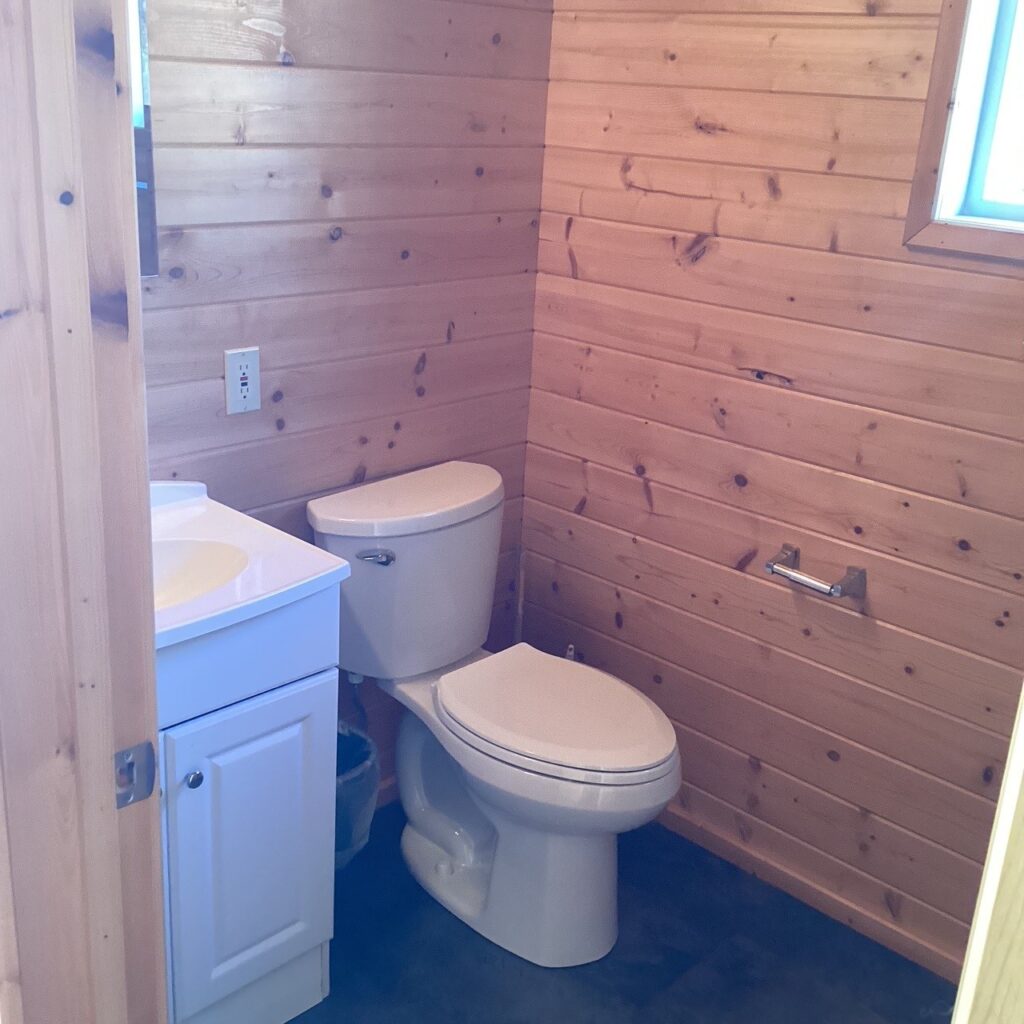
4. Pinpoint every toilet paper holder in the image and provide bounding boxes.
[765,544,866,600]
